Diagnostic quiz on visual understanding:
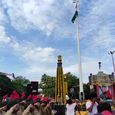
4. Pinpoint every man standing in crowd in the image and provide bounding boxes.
[86,92,98,115]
